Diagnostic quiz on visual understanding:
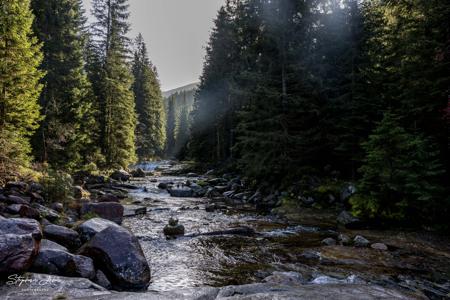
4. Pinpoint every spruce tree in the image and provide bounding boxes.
[31,0,98,170]
[132,34,166,160]
[175,92,190,158]
[165,96,176,158]
[0,0,44,172]
[350,112,445,222]
[90,0,137,168]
